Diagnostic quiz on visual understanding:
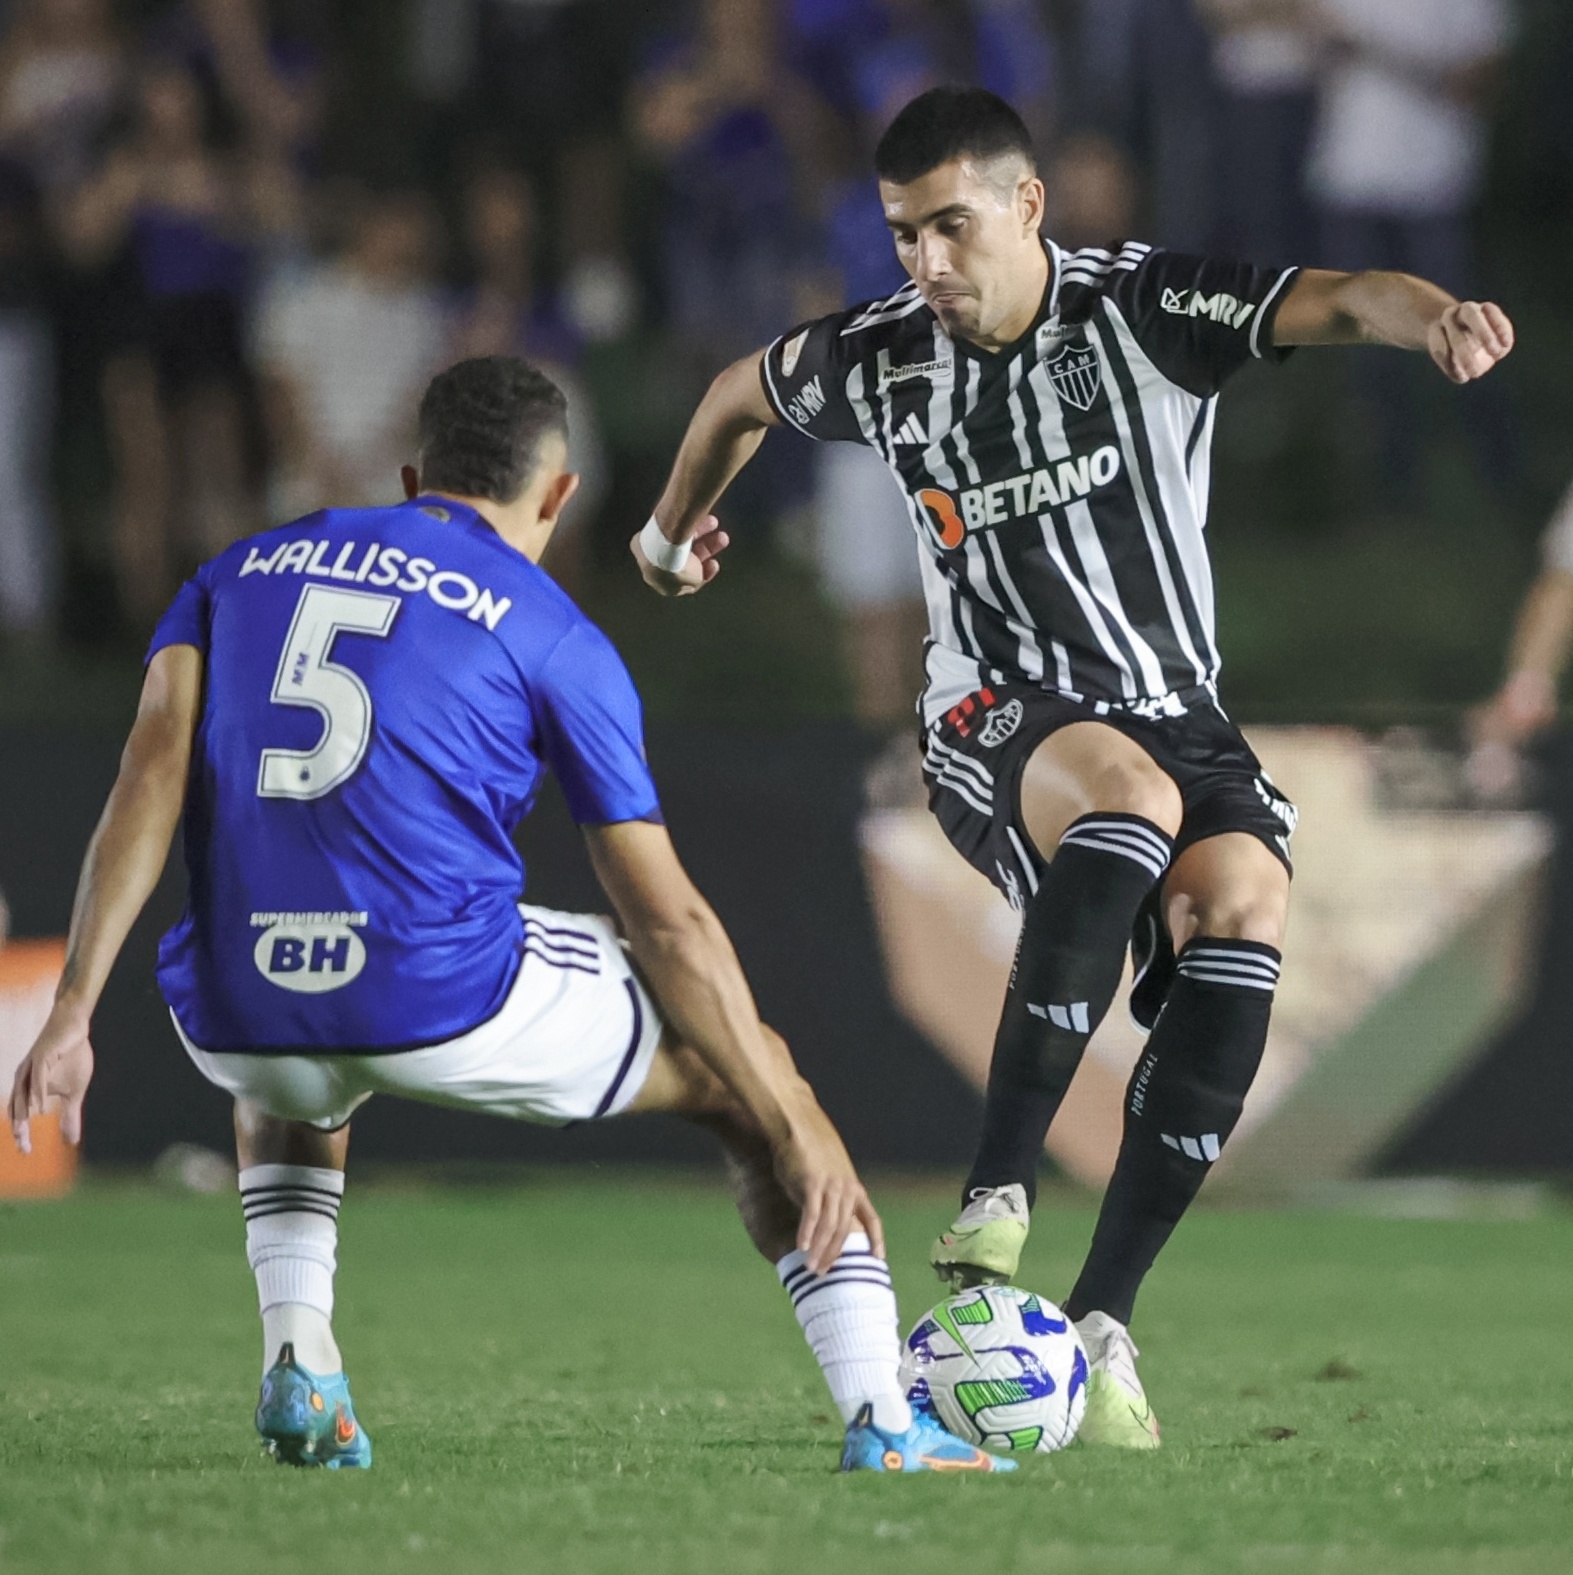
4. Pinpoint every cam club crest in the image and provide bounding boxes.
[1043,341,1102,412]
